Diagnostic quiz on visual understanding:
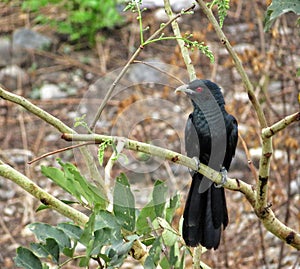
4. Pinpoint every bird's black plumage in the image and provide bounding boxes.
[176,79,238,249]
